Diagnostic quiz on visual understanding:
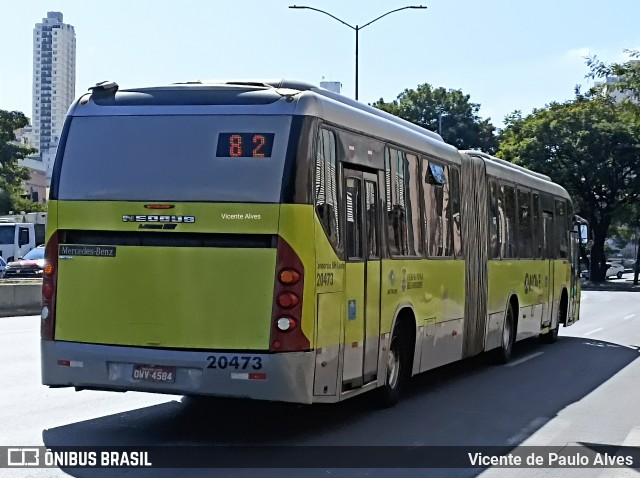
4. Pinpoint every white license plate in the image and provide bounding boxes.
[132,364,175,383]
